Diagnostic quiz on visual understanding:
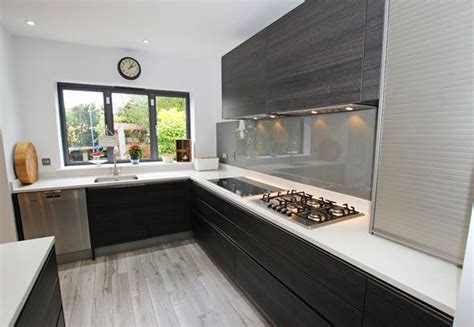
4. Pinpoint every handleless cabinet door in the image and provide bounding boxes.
[266,0,366,113]
[235,247,329,327]
[361,0,385,101]
[363,279,453,327]
[193,211,236,277]
[145,181,191,237]
[222,29,267,118]
[87,185,147,248]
